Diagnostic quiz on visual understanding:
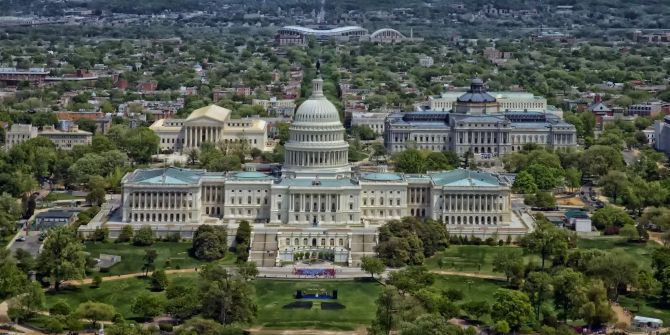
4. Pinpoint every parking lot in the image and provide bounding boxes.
[7,230,43,258]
